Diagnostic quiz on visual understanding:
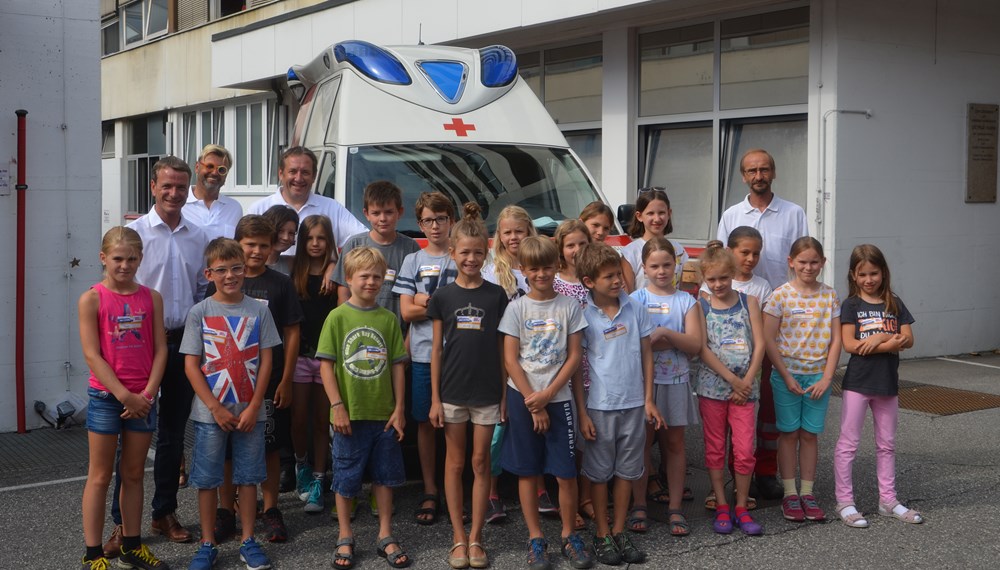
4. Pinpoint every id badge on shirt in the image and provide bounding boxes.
[457,316,483,330]
[603,323,627,341]
[384,268,397,284]
[719,338,749,353]
[647,303,670,314]
[858,316,885,333]
[418,264,441,279]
